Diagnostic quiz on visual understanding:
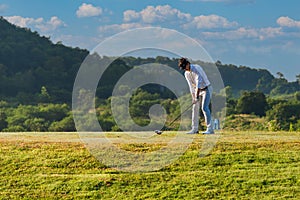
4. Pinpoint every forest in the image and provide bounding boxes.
[0,17,299,132]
